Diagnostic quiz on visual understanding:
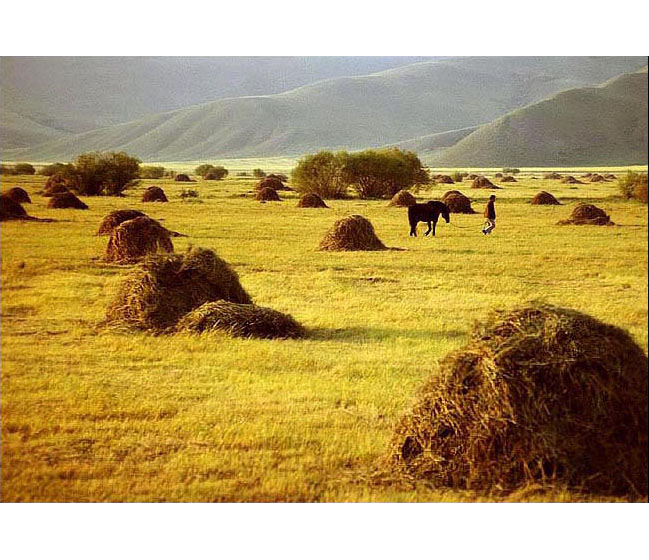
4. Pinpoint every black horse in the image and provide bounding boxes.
[407,201,450,237]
